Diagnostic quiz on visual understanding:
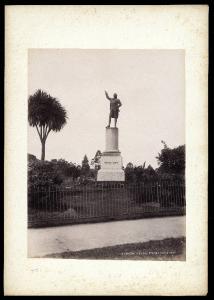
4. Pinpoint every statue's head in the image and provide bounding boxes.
[113,93,117,98]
